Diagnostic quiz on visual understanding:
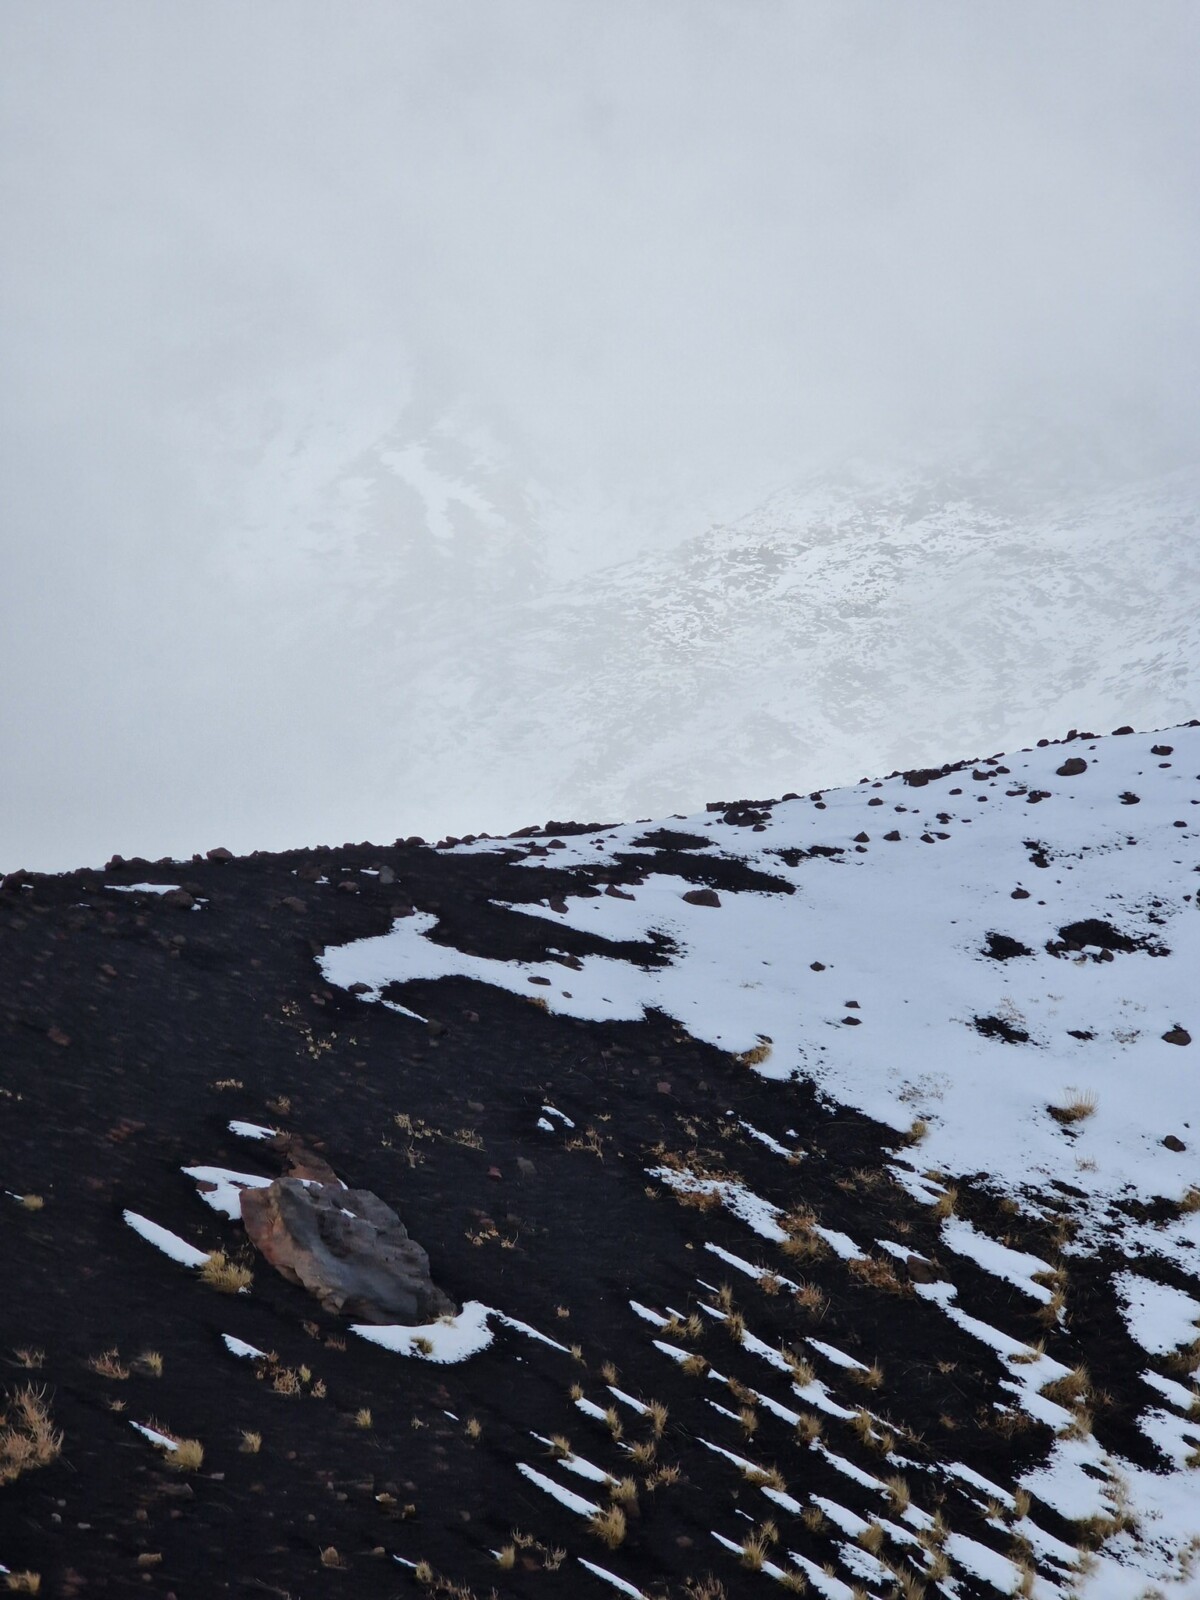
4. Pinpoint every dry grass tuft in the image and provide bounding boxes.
[795,1413,822,1446]
[1040,1366,1091,1407]
[783,1350,815,1386]
[857,1521,885,1554]
[4,1575,41,1594]
[610,1475,639,1506]
[1181,1187,1200,1213]
[319,1547,346,1569]
[852,1361,885,1390]
[744,1464,786,1491]
[1010,1339,1046,1365]
[199,1251,252,1294]
[847,1256,911,1297]
[1036,1288,1068,1326]
[169,1438,204,1472]
[725,1311,746,1343]
[240,1430,261,1453]
[1049,1091,1098,1125]
[1167,1339,1200,1376]
[465,1416,482,1440]
[647,1463,682,1489]
[0,1385,62,1485]
[793,1281,828,1316]
[354,1408,373,1429]
[604,1407,623,1440]
[930,1186,958,1220]
[136,1351,163,1377]
[628,1439,657,1468]
[735,1040,773,1068]
[87,1349,129,1380]
[588,1504,627,1548]
[884,1474,911,1512]
[11,1351,44,1371]
[646,1398,668,1436]
[495,1545,516,1569]
[681,1353,709,1378]
[600,1360,619,1383]
[740,1530,769,1571]
[547,1434,573,1459]
[738,1406,759,1437]
[18,1196,44,1213]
